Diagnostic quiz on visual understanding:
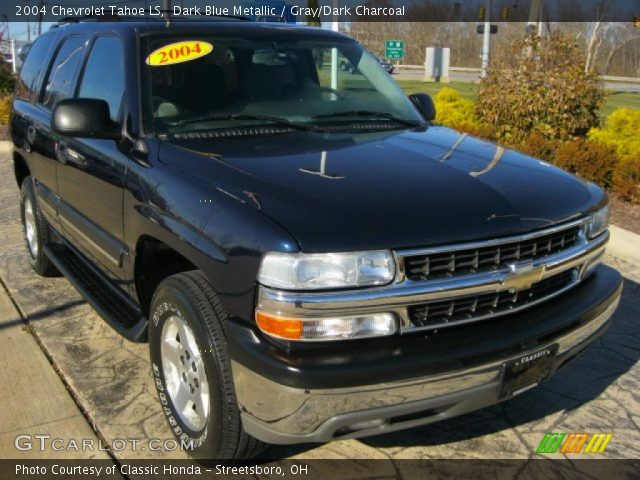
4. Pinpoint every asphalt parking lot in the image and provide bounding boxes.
[0,143,639,471]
